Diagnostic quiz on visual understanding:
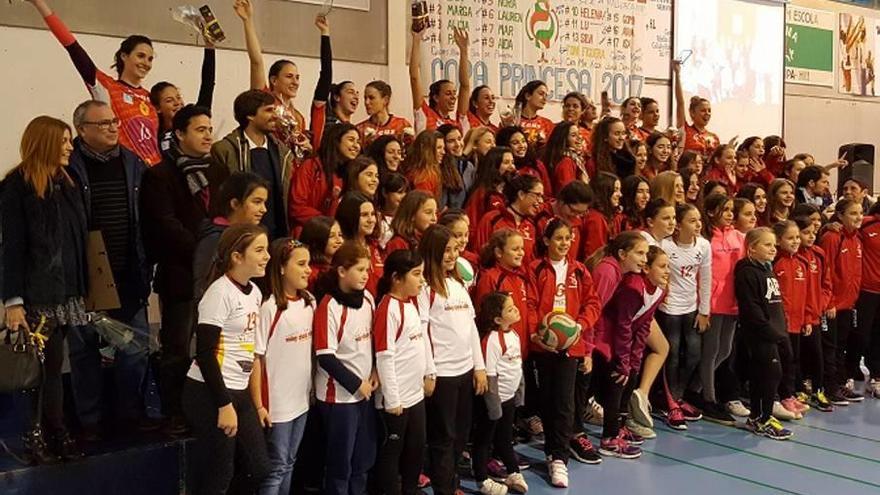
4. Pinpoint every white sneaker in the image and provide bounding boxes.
[726,400,751,417]
[870,378,880,398]
[629,389,653,428]
[772,401,798,421]
[625,418,657,439]
[583,397,604,426]
[480,478,509,495]
[505,472,528,493]
[547,459,568,488]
